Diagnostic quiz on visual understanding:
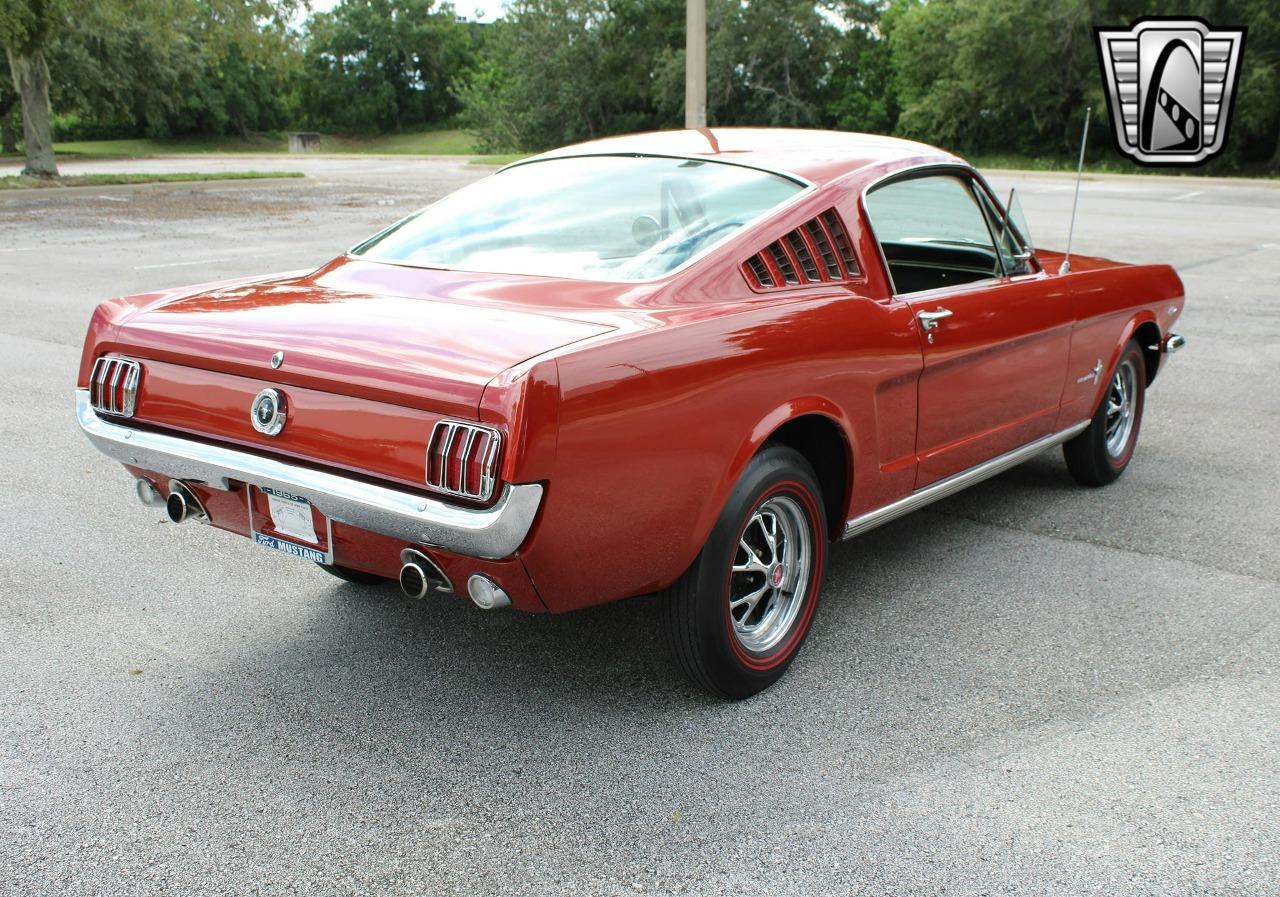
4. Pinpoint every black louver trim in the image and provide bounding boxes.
[741,209,860,290]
